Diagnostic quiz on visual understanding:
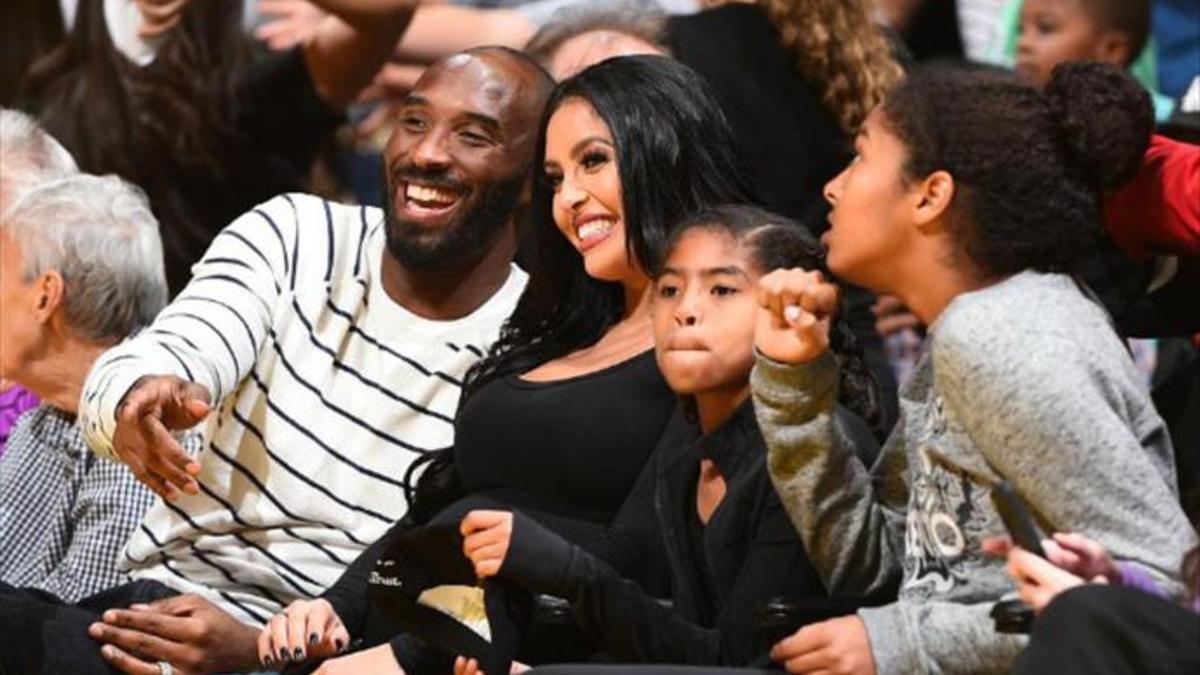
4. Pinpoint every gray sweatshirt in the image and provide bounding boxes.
[751,271,1194,674]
